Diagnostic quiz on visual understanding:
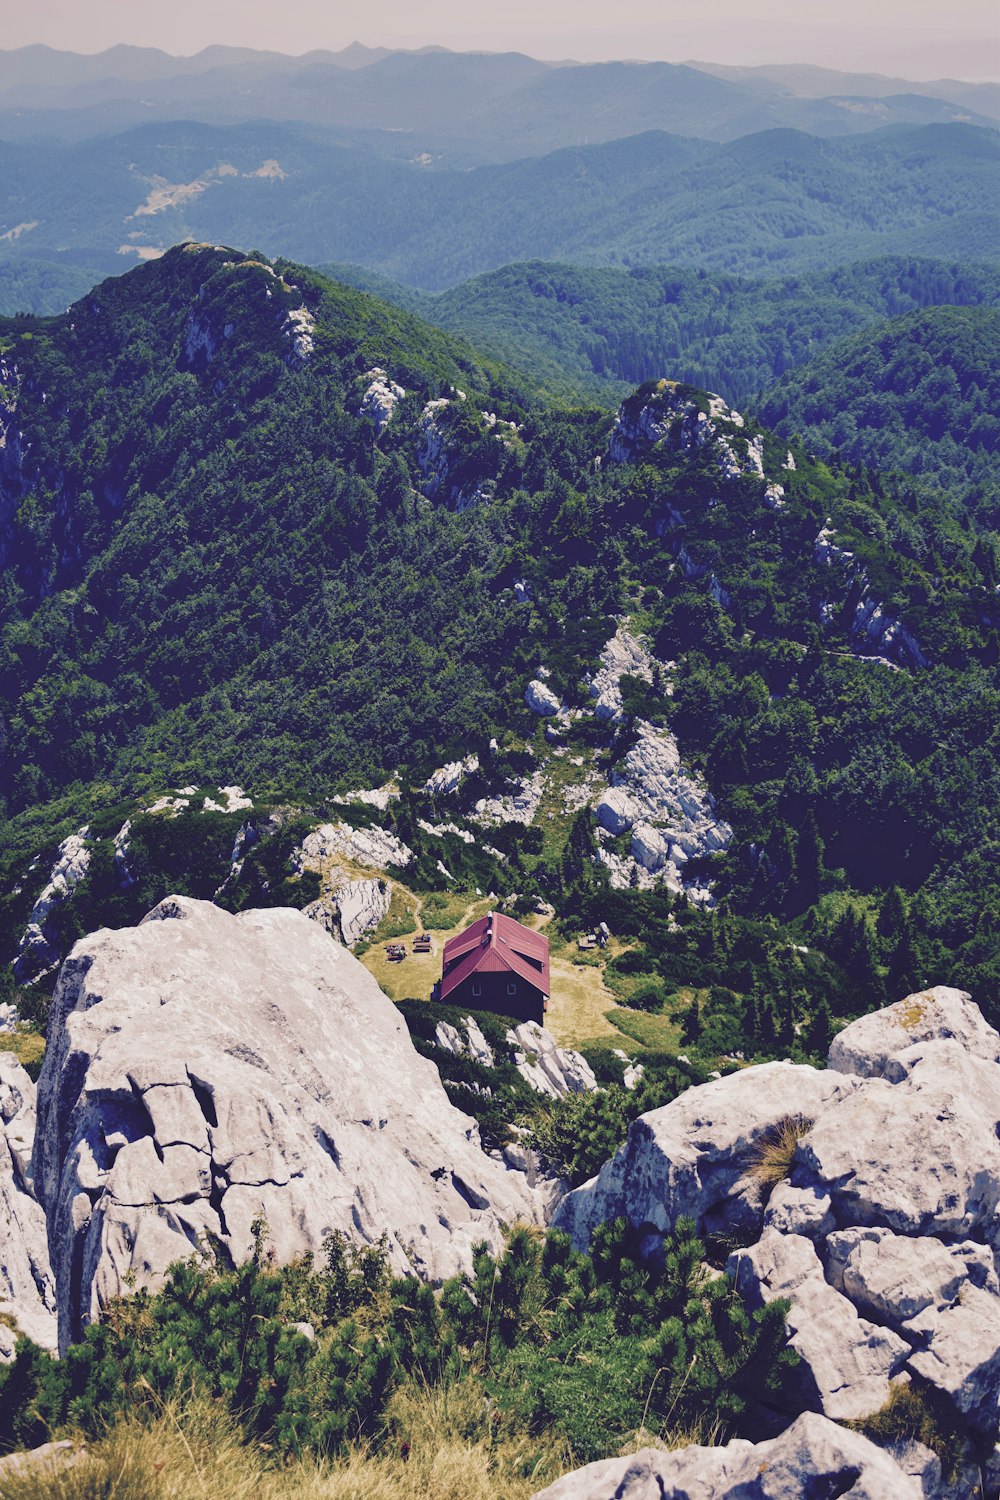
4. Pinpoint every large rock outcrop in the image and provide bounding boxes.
[553,986,1000,1462]
[530,1411,921,1499]
[0,1052,57,1356]
[33,897,541,1353]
